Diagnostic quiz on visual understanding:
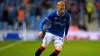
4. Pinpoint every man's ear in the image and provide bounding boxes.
[56,6,58,10]
[56,7,58,10]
